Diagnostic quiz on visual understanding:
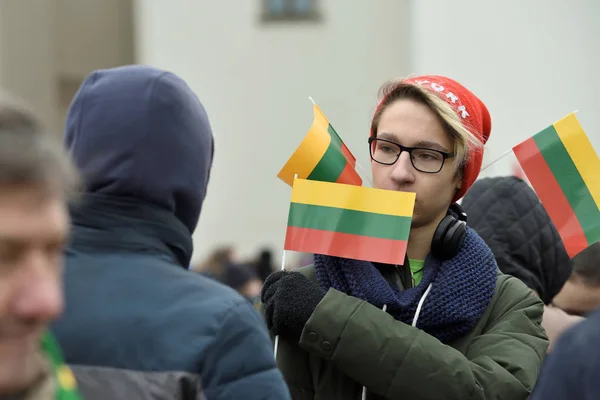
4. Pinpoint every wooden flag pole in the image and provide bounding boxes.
[272,246,286,359]
[480,148,513,172]
[274,173,297,359]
